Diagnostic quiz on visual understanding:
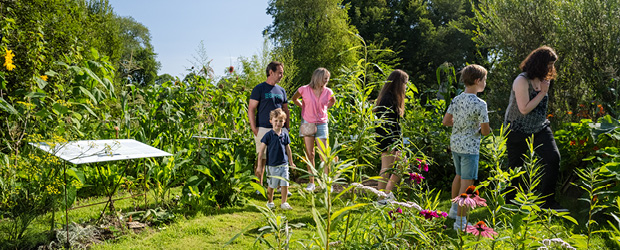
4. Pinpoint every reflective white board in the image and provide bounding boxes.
[29,139,172,165]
